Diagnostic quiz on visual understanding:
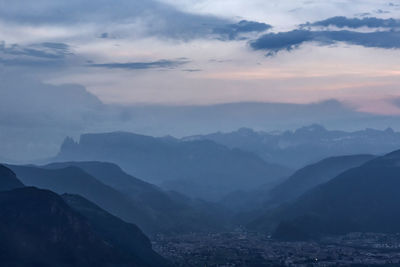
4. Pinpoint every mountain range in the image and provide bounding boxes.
[54,132,291,200]
[184,124,400,168]
[5,124,400,256]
